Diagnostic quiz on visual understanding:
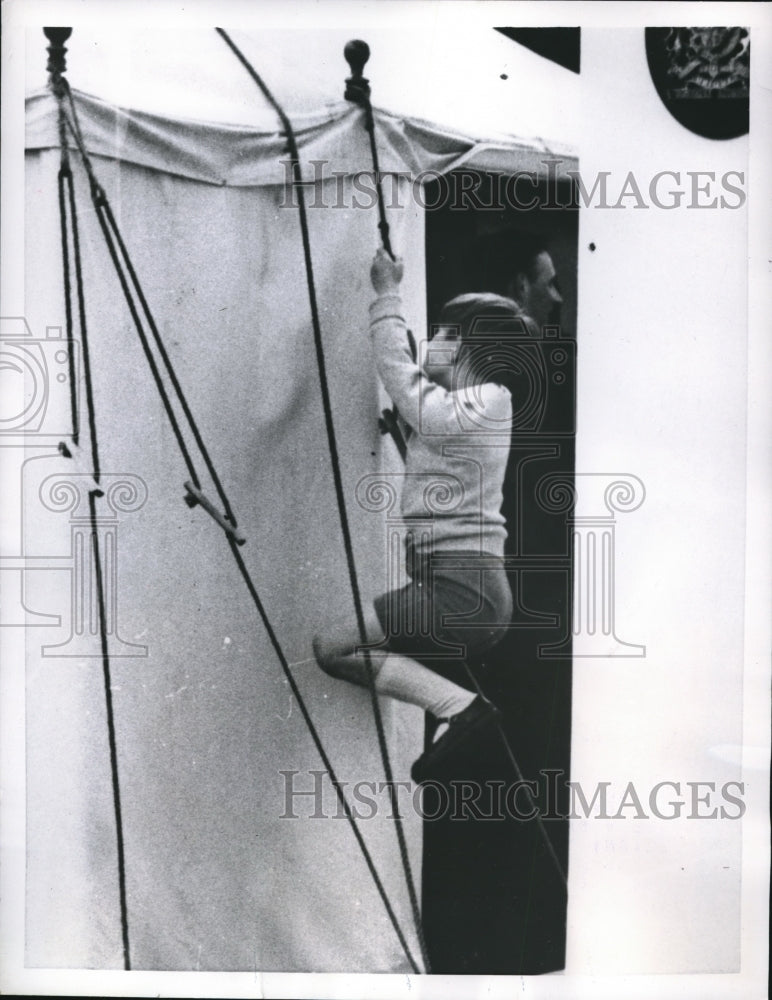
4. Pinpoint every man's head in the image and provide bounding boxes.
[510,247,563,330]
[476,231,563,330]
